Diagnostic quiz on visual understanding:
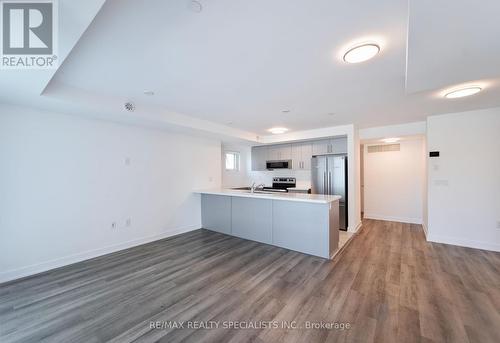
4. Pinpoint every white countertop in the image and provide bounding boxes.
[195,188,341,204]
